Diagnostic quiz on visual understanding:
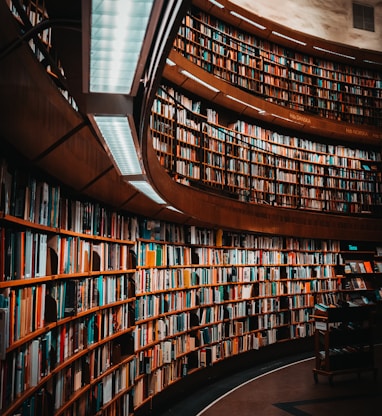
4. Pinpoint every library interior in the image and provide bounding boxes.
[0,0,382,415]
